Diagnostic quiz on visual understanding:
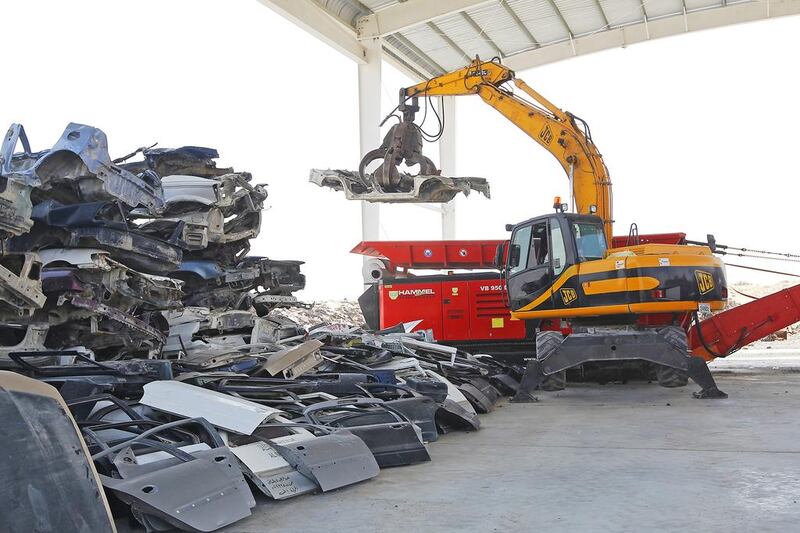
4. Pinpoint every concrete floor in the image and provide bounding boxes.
[223,370,800,533]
